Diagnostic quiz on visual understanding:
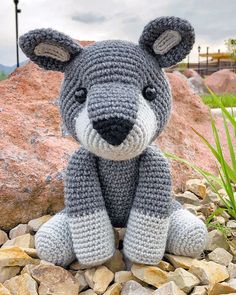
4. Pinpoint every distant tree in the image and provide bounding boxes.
[0,71,7,81]
[225,38,236,60]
